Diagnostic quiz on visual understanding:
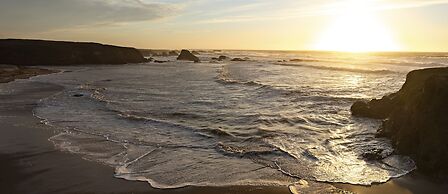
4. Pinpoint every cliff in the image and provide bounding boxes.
[0,39,146,66]
[351,67,448,180]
